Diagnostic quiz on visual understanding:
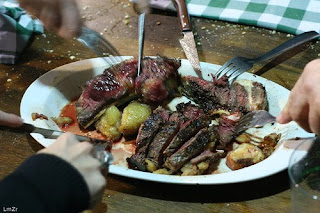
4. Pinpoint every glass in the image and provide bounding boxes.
[288,137,320,213]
